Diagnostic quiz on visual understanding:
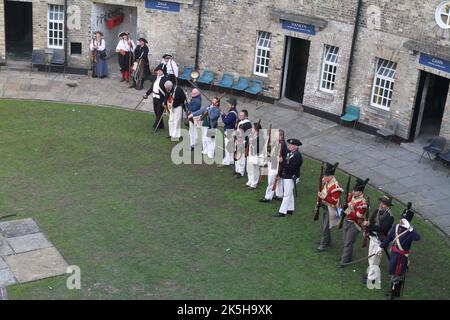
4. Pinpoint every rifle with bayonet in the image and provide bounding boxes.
[313,162,325,221]
[338,175,352,229]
